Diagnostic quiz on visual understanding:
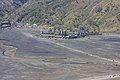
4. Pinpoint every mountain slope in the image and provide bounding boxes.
[0,0,28,20]
[7,0,120,32]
